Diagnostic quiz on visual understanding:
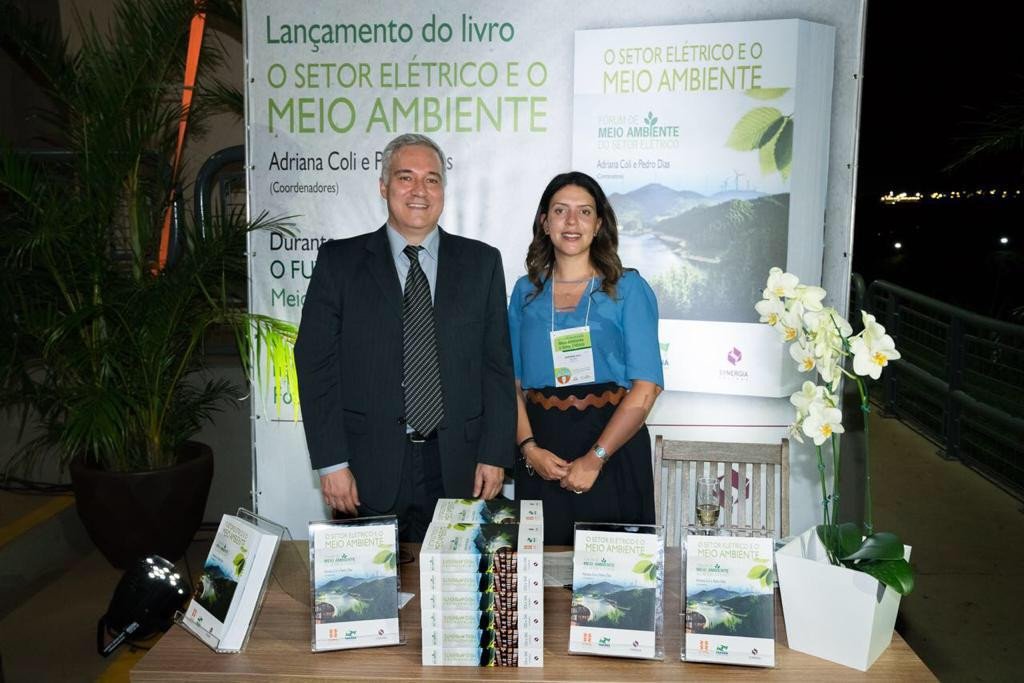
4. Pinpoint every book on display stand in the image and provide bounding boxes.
[682,531,776,667]
[308,515,403,652]
[176,509,287,653]
[568,522,665,660]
